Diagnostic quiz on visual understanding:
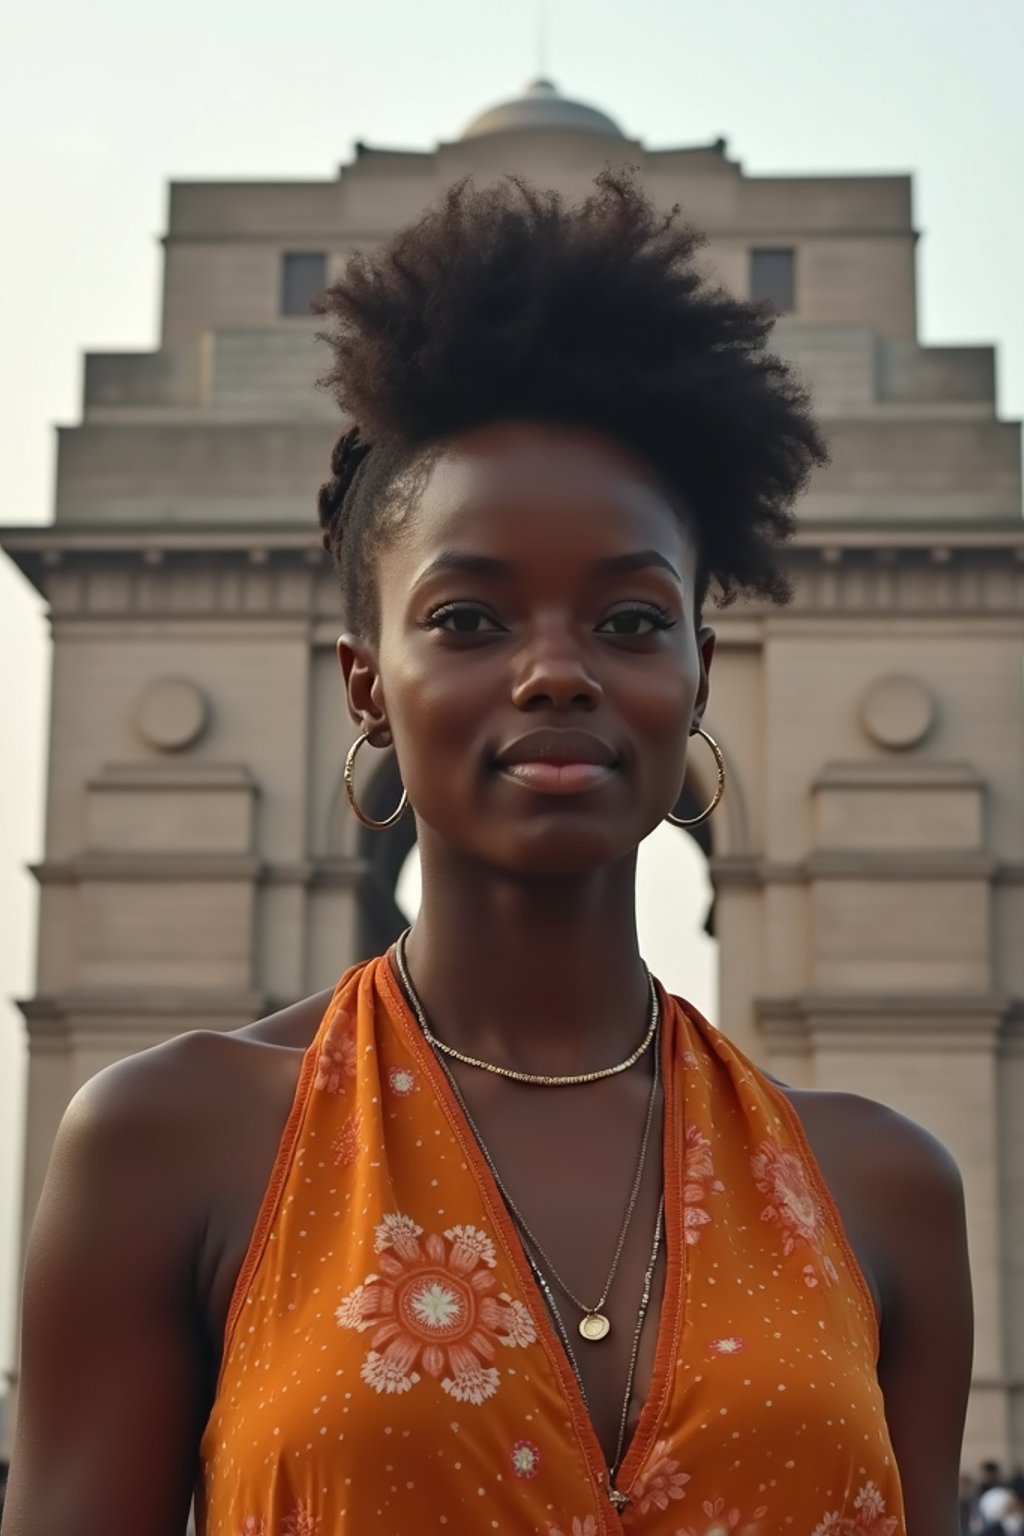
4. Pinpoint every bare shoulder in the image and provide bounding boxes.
[781,1081,963,1207]
[66,984,334,1144]
[55,986,336,1233]
[55,1029,257,1212]
[53,1030,229,1215]
[67,1025,247,1135]
[777,1080,967,1336]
